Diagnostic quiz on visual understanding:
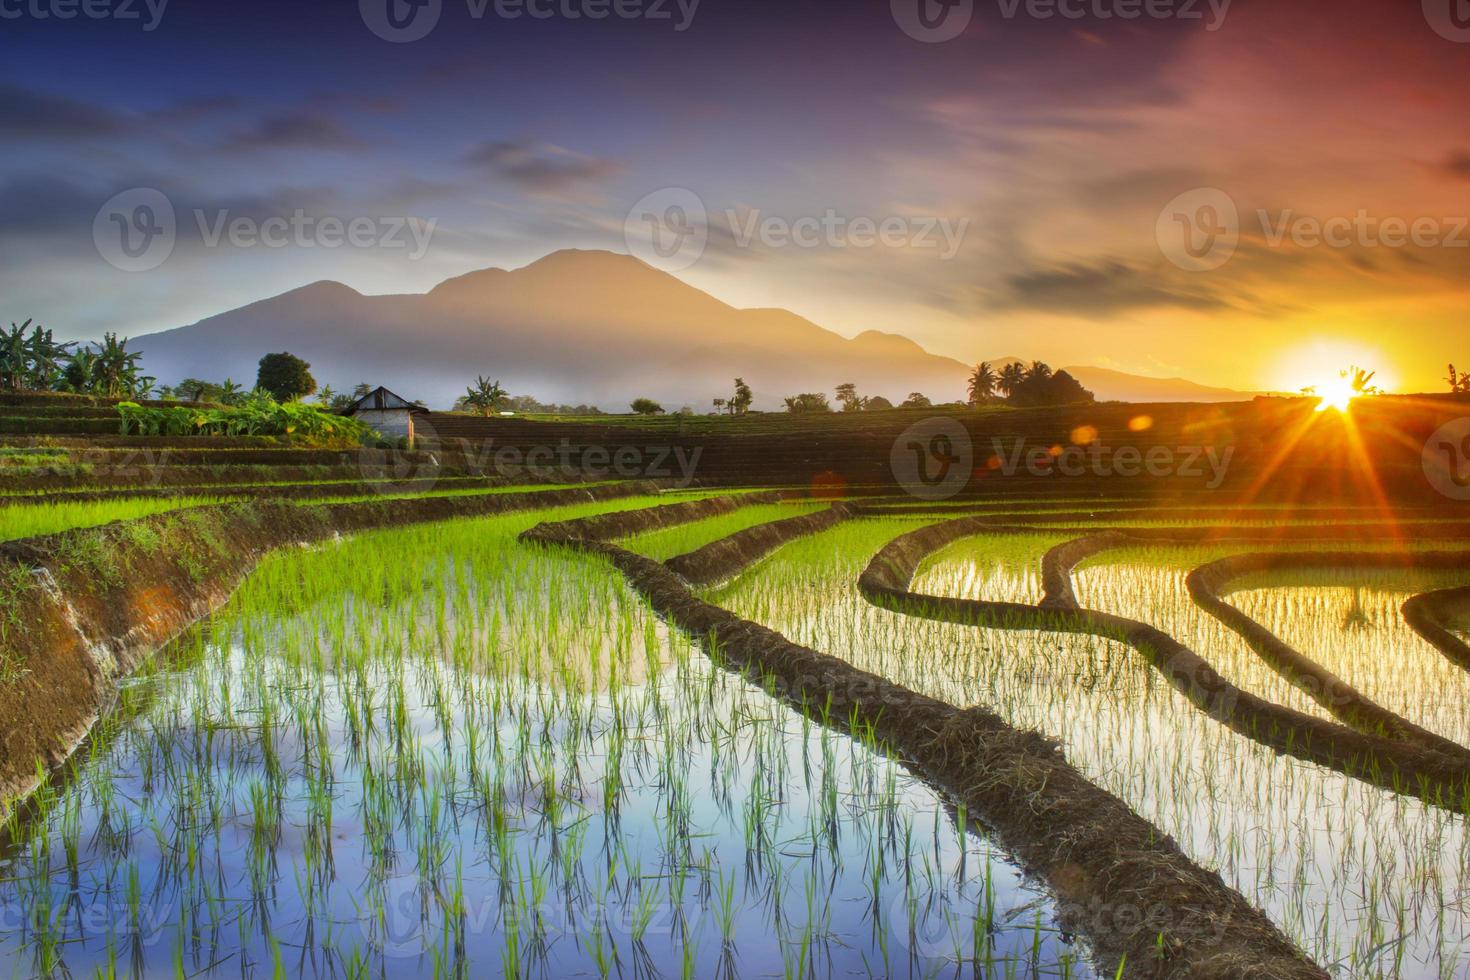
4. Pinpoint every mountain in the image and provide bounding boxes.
[131,250,1254,409]
[1059,366,1258,403]
[980,357,1255,403]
